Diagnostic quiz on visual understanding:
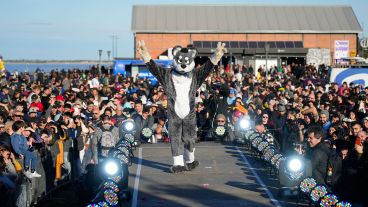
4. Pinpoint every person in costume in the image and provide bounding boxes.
[137,40,226,173]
